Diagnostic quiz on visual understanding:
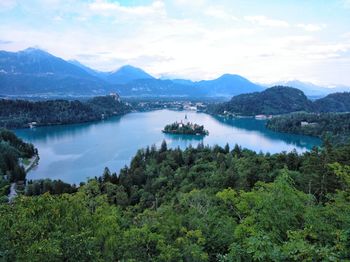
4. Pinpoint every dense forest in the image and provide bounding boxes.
[0,95,131,129]
[25,179,77,196]
[0,129,36,201]
[209,86,350,116]
[313,92,350,112]
[267,112,350,145]
[1,138,350,261]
